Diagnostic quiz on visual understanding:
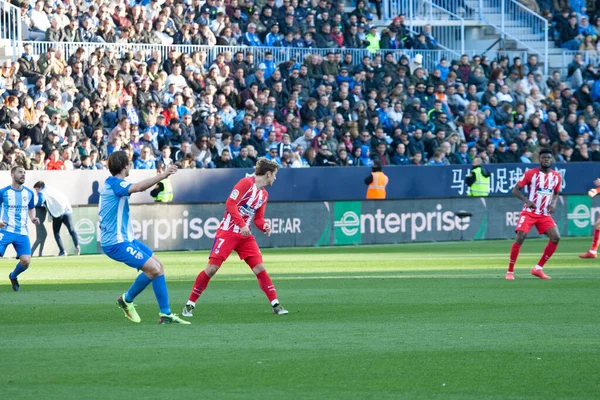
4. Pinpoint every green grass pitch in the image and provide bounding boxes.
[1,237,599,399]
